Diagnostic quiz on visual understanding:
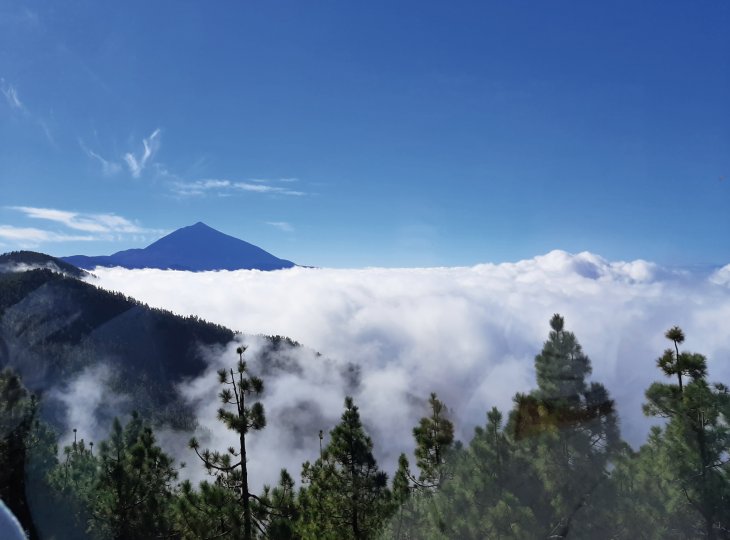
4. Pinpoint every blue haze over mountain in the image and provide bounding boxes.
[62,222,295,271]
